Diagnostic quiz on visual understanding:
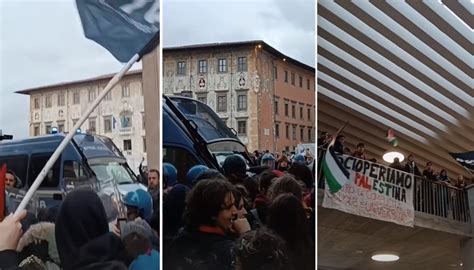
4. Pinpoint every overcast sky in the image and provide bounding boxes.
[0,0,315,140]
